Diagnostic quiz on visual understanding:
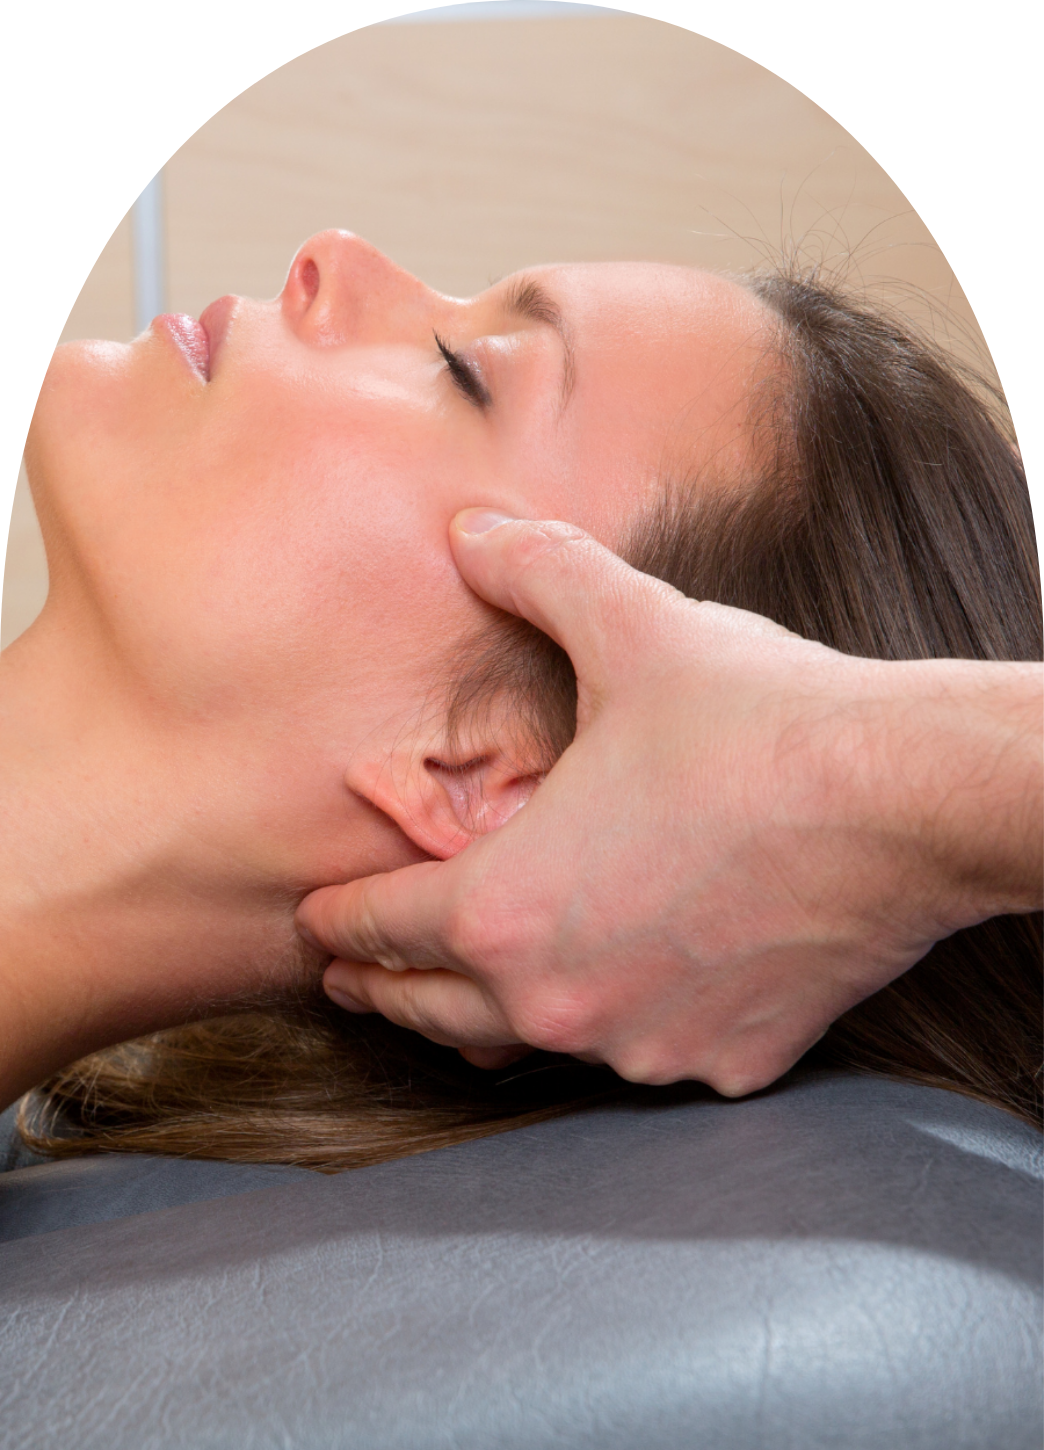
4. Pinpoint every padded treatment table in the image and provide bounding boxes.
[0,1070,1040,1449]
